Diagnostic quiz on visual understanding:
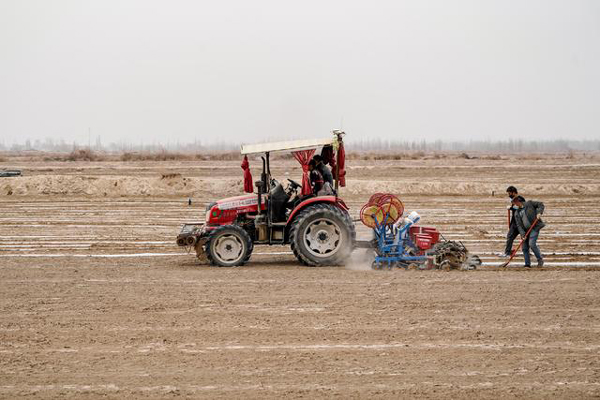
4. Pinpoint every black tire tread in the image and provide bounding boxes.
[289,204,355,266]
[205,225,253,267]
